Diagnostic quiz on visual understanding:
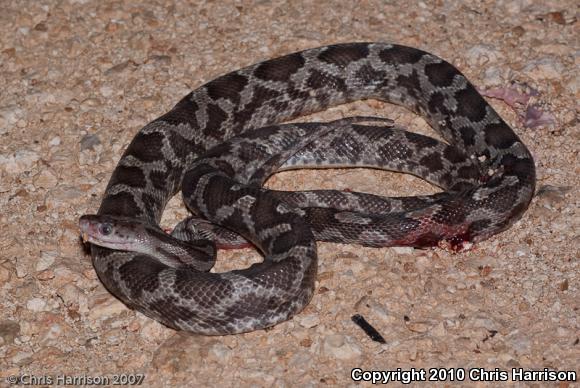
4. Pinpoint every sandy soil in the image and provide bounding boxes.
[0,0,578,386]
